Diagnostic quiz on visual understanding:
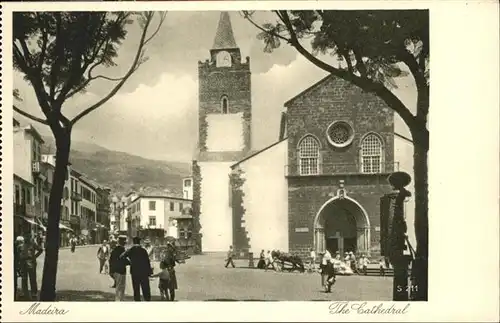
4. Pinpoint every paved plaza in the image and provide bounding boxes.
[20,246,392,301]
